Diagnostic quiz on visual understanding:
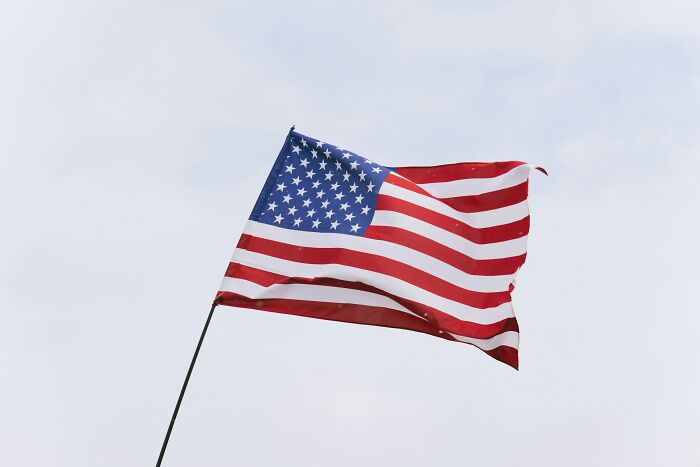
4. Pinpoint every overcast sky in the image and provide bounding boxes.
[2,1,699,466]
